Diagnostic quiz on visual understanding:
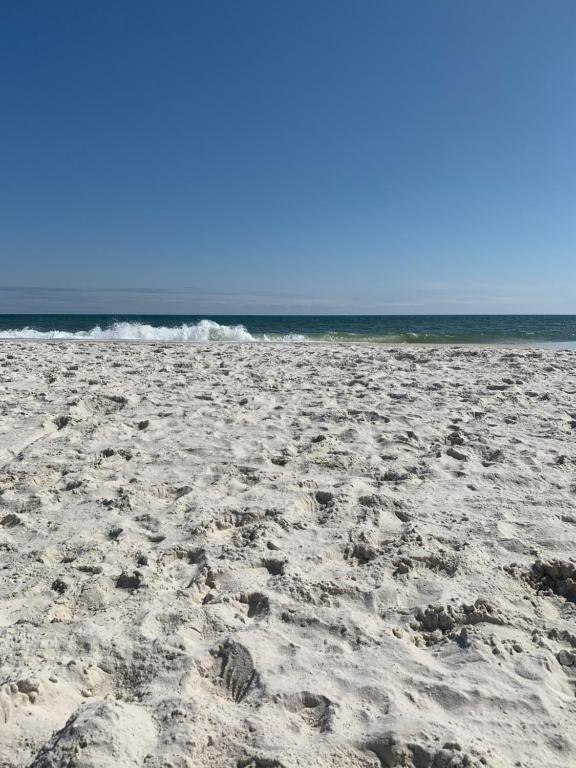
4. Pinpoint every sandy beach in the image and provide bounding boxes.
[1,341,576,768]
